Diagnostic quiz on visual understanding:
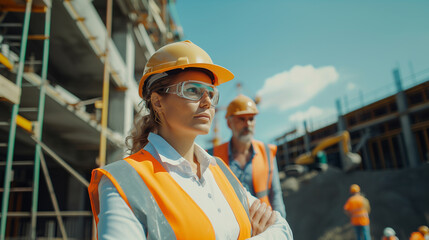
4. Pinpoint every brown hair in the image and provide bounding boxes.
[126,76,172,154]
